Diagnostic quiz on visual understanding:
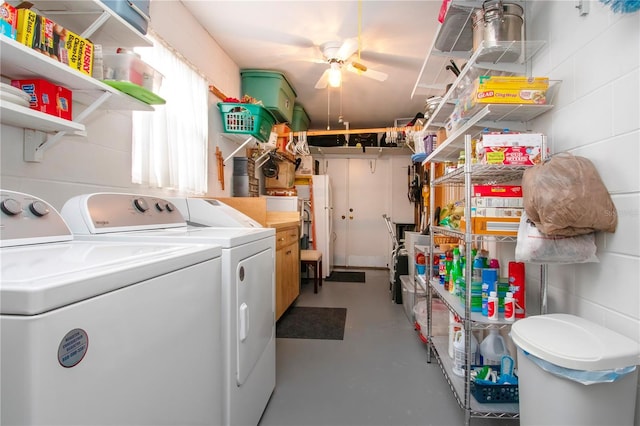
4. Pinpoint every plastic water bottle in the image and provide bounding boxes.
[487,291,499,321]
